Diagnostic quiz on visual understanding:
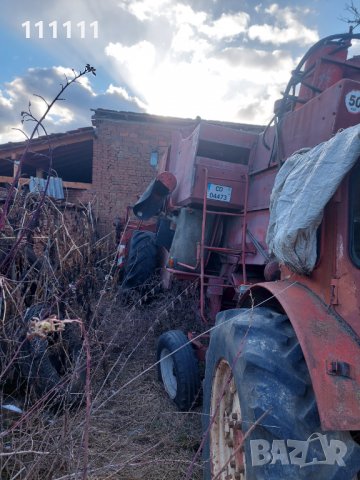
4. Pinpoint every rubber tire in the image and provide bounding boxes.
[202,307,360,480]
[157,330,201,411]
[121,230,158,290]
[19,304,86,408]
